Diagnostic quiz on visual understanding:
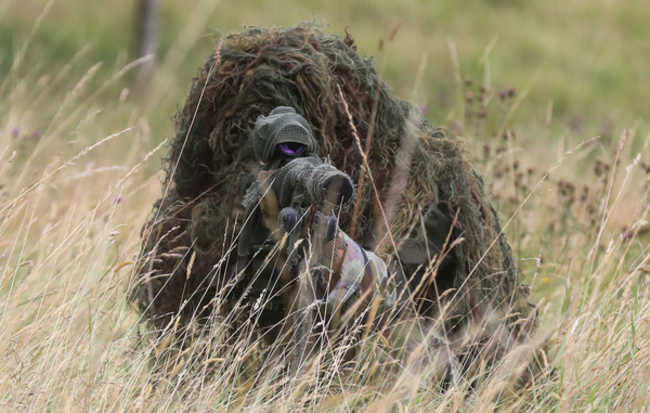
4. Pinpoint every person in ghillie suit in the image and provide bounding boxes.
[130,23,537,384]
